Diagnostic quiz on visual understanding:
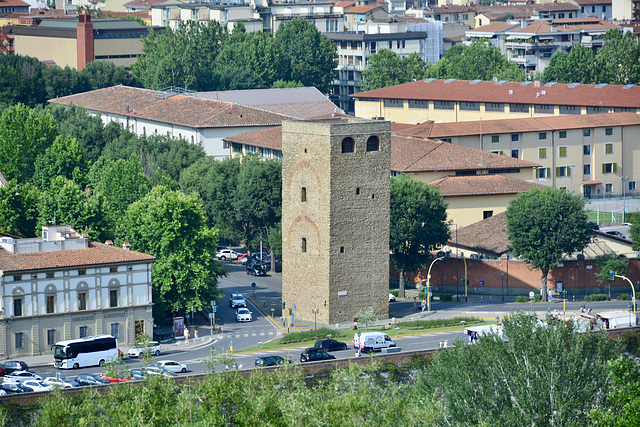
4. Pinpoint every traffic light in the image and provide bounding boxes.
[282,301,286,309]
[609,271,615,280]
